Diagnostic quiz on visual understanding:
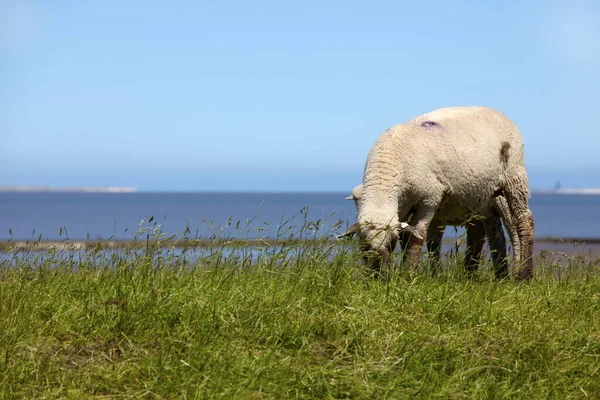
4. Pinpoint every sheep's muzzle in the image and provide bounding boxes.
[360,231,398,275]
